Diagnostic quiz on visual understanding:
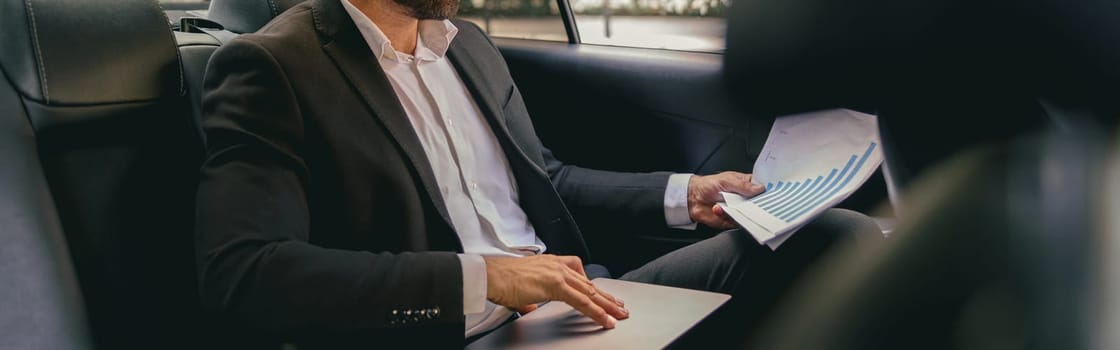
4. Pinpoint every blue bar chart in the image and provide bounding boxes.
[751,142,877,223]
[716,109,883,249]
[722,141,880,248]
